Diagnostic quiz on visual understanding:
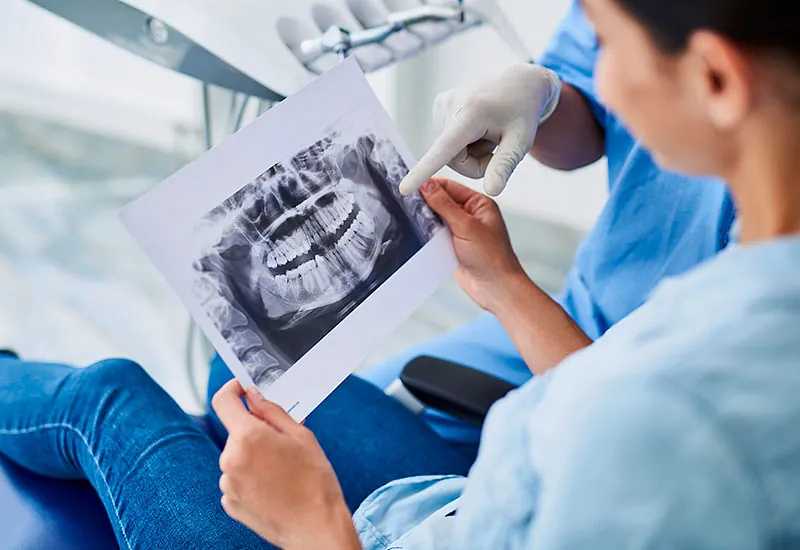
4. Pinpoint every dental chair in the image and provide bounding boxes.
[1,0,529,547]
